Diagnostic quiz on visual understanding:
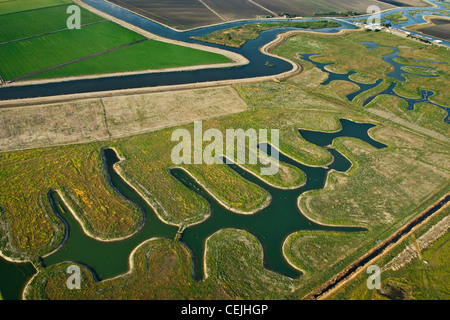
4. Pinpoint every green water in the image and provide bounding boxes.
[1,118,387,298]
